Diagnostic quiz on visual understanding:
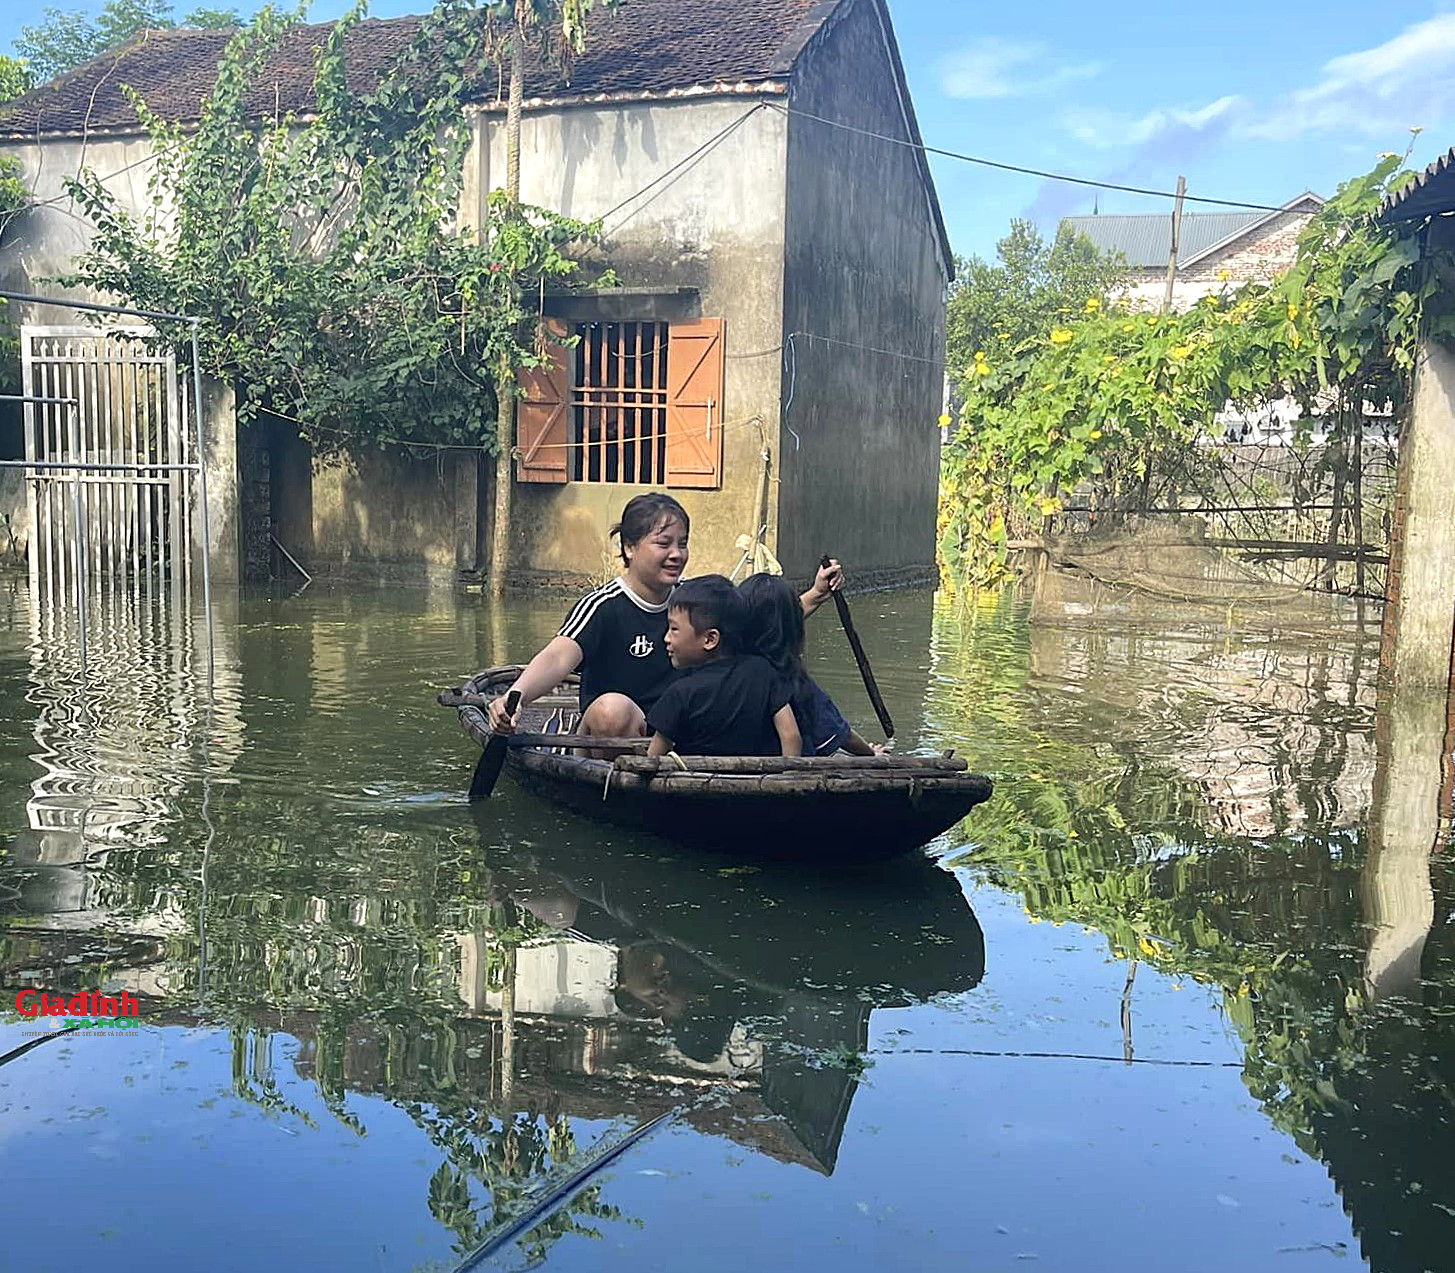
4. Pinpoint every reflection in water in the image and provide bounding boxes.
[0,579,985,1265]
[946,577,1454,1273]
[1363,673,1442,1004]
[0,574,1453,1271]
